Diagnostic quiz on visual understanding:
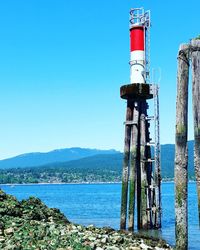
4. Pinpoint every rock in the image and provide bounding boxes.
[140,242,149,249]
[71,229,78,234]
[4,227,14,235]
[107,247,120,250]
[20,197,69,224]
[0,190,7,201]
[129,247,140,250]
[97,234,102,239]
[102,227,115,233]
[0,236,5,243]
[71,225,77,230]
[90,242,96,249]
[114,235,124,243]
[88,236,96,241]
[77,225,83,231]
[101,237,108,244]
[87,224,95,229]
[60,229,65,236]
[0,222,4,230]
